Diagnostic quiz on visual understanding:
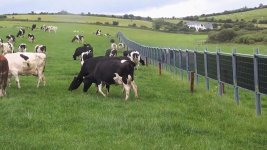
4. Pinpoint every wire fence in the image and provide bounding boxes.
[117,32,267,116]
